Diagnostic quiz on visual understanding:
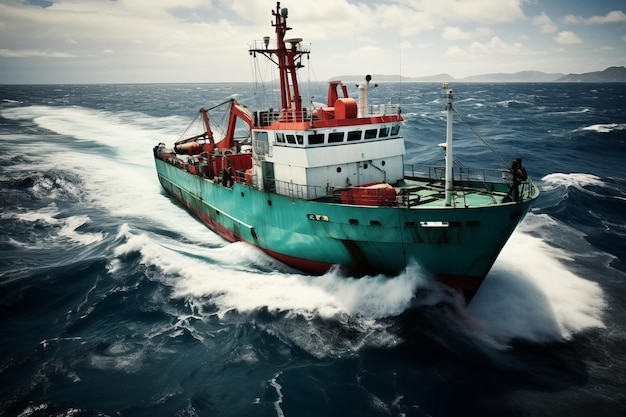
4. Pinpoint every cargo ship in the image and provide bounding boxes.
[153,2,539,300]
